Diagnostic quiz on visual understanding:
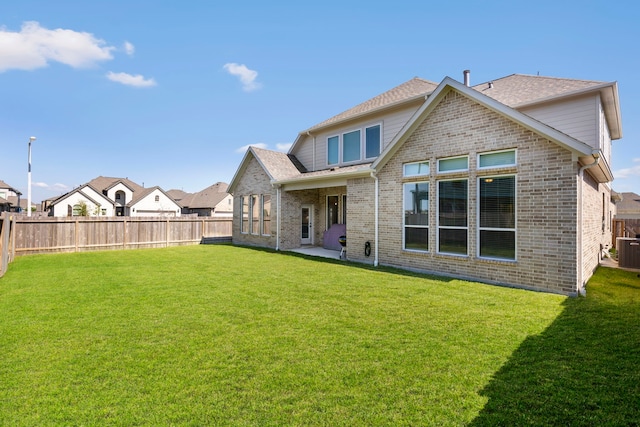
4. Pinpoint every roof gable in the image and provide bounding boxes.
[374,77,601,172]
[49,184,113,208]
[128,186,182,209]
[86,176,144,193]
[229,147,304,193]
